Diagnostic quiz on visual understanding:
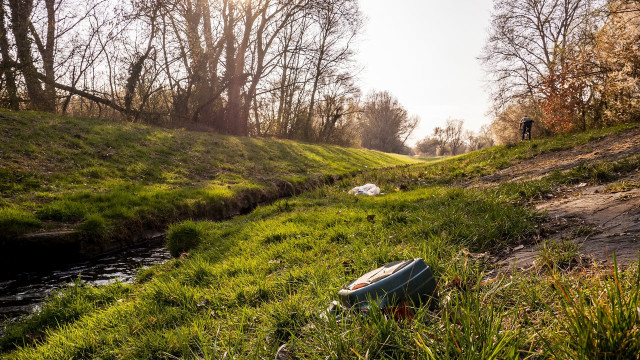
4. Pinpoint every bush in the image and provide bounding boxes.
[166,220,205,257]
[0,207,41,239]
